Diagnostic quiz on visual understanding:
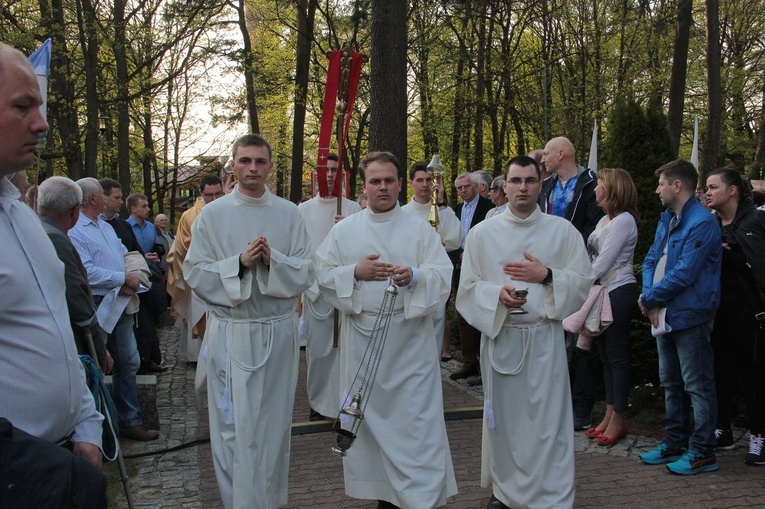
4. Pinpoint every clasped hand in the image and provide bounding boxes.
[354,254,412,286]
[240,236,270,268]
[638,295,660,328]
